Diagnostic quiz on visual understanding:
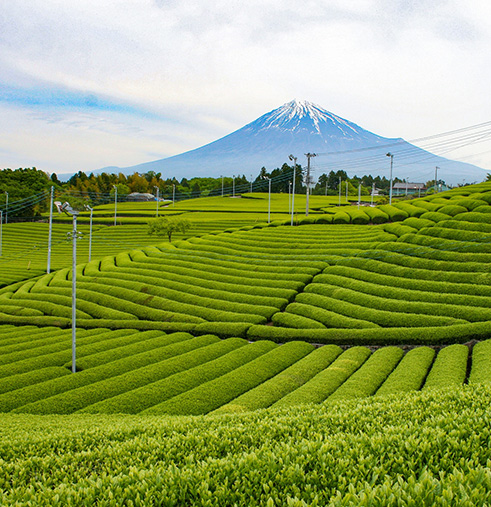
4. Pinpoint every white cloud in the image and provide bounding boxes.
[0,0,490,174]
